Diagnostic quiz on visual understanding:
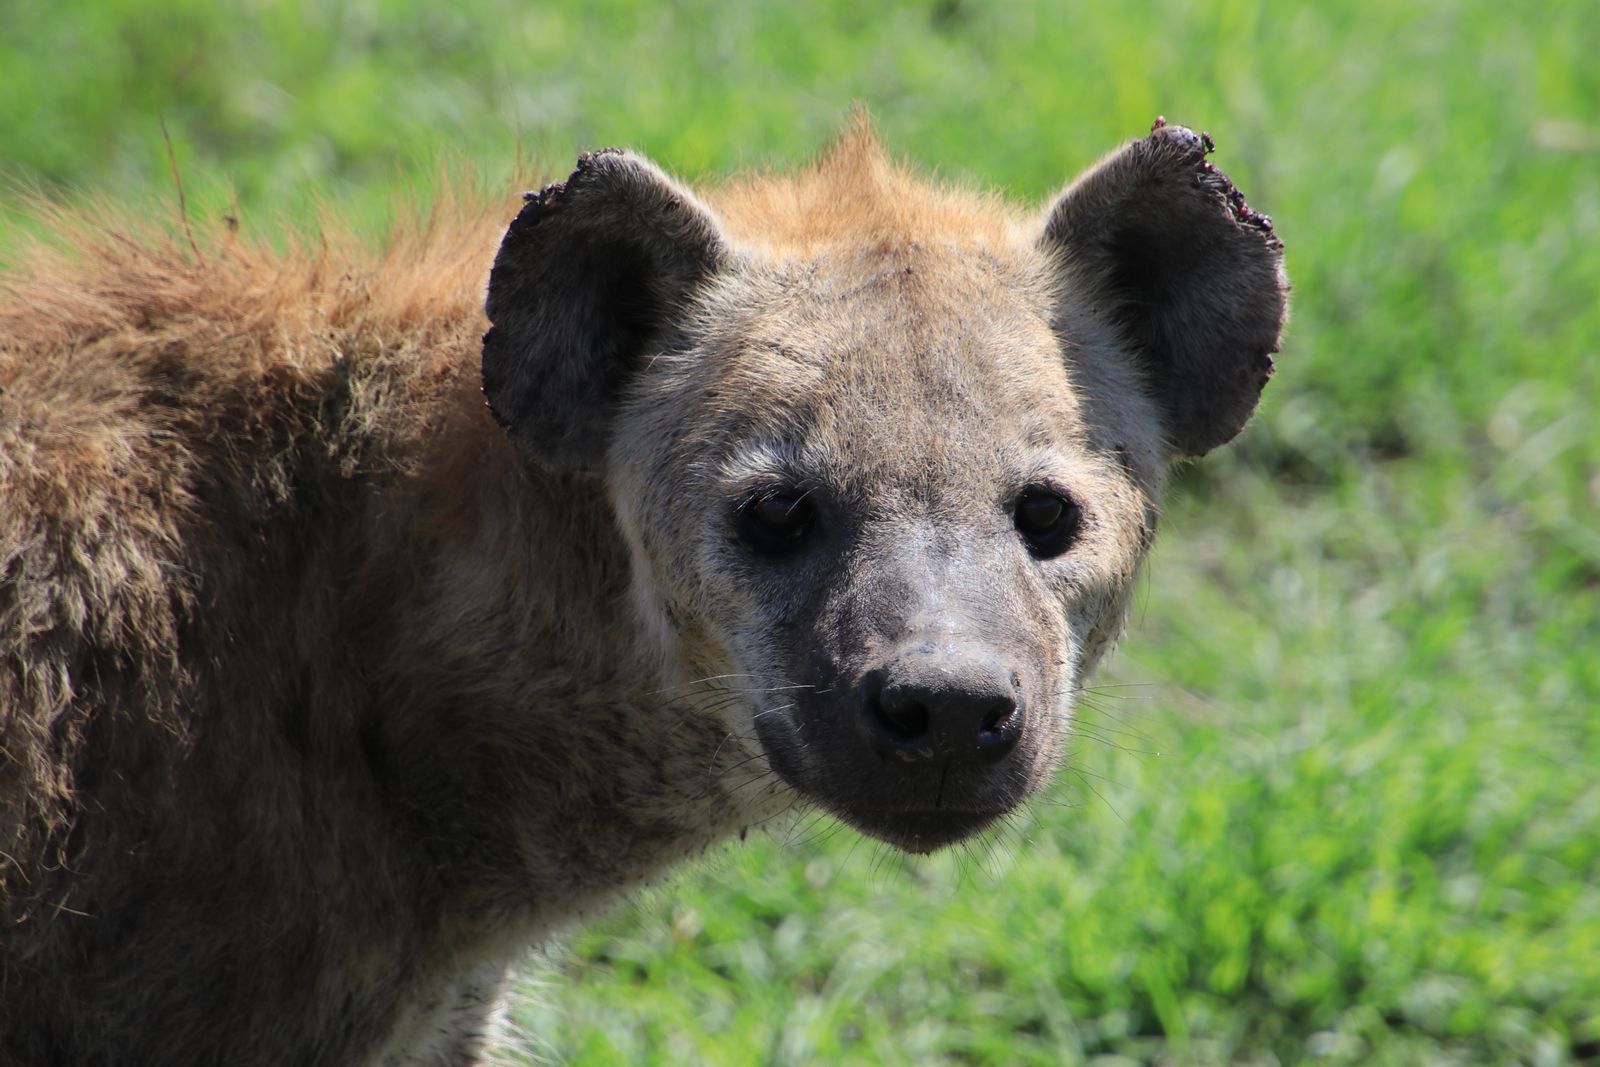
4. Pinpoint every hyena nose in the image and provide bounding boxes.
[859,653,1022,765]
